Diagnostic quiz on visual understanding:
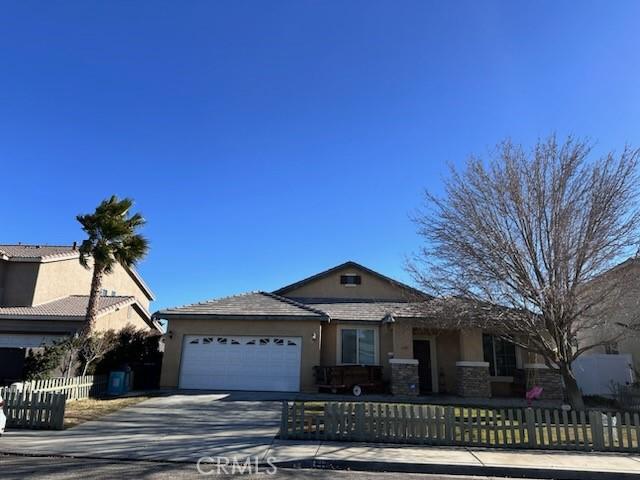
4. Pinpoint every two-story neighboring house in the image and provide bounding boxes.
[0,244,159,382]
[579,256,640,374]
